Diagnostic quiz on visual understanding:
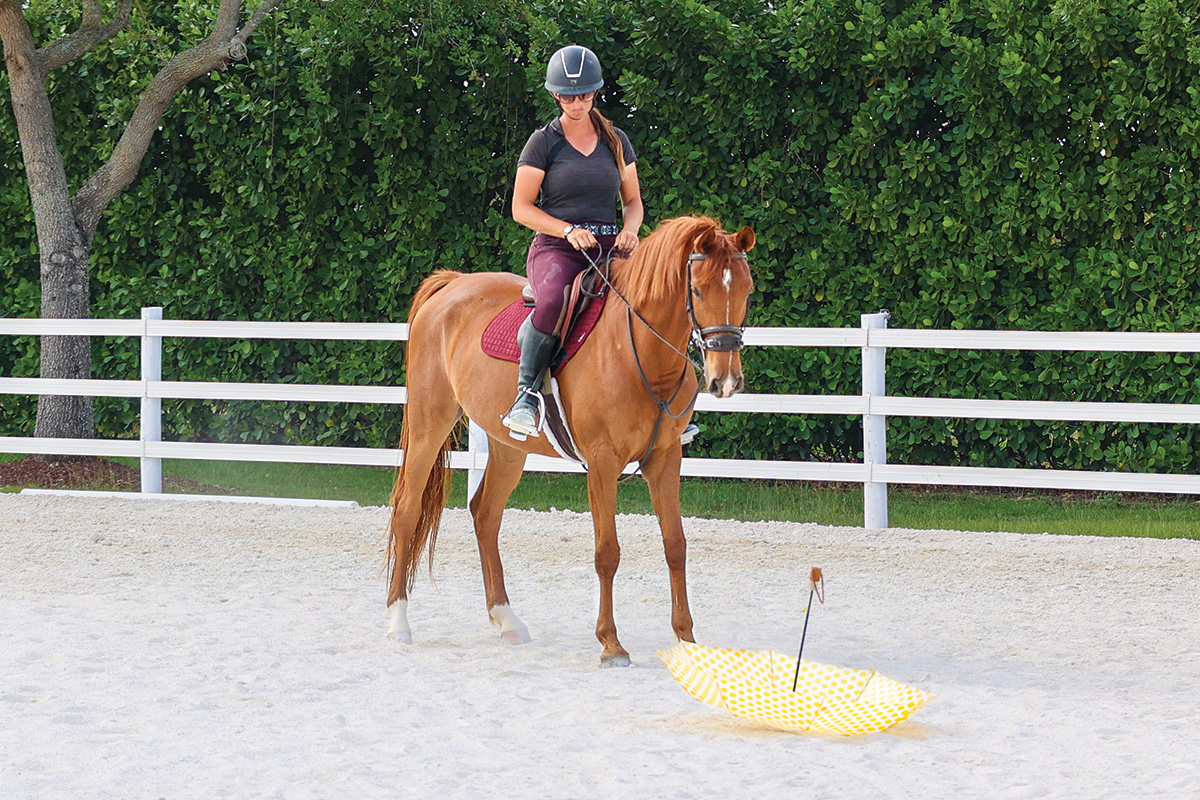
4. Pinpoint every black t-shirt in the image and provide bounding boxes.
[517,119,637,224]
